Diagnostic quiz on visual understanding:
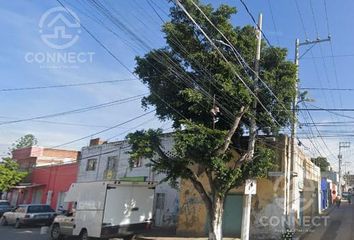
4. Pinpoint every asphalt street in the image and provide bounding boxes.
[0,225,48,240]
[302,201,354,240]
